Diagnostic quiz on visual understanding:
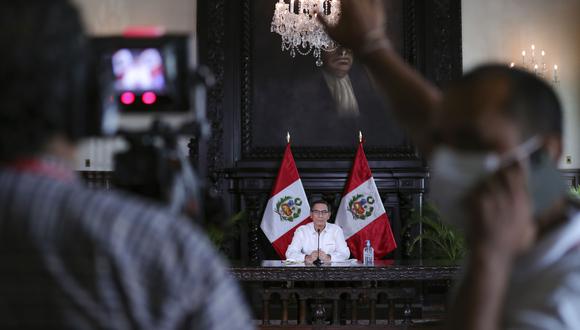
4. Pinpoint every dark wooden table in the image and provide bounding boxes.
[230,260,461,328]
